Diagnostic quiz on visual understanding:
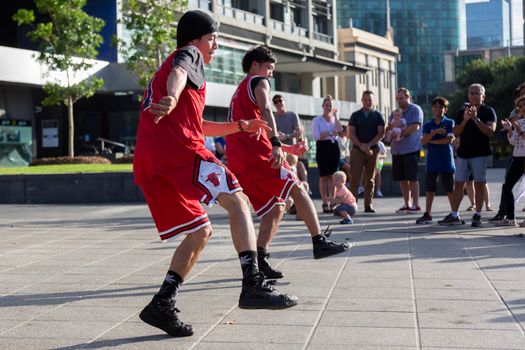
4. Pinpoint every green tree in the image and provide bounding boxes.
[13,0,105,157]
[116,0,188,87]
[449,57,525,120]
[448,56,525,160]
